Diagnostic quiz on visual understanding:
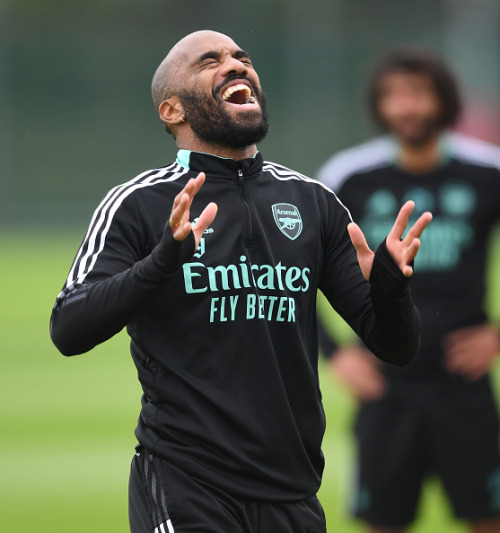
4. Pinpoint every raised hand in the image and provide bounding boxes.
[168,172,218,247]
[348,200,432,281]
